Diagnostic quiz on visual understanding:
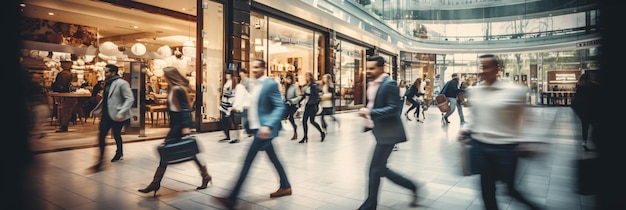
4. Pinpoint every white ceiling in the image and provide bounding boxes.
[20,0,198,51]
